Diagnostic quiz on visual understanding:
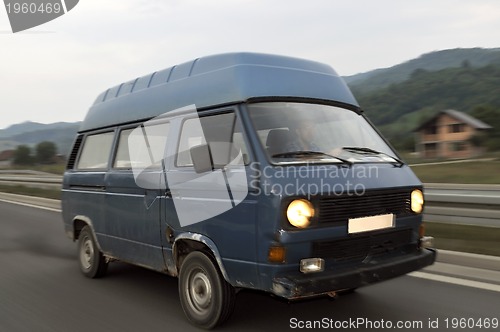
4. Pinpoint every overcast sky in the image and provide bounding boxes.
[1,0,499,129]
